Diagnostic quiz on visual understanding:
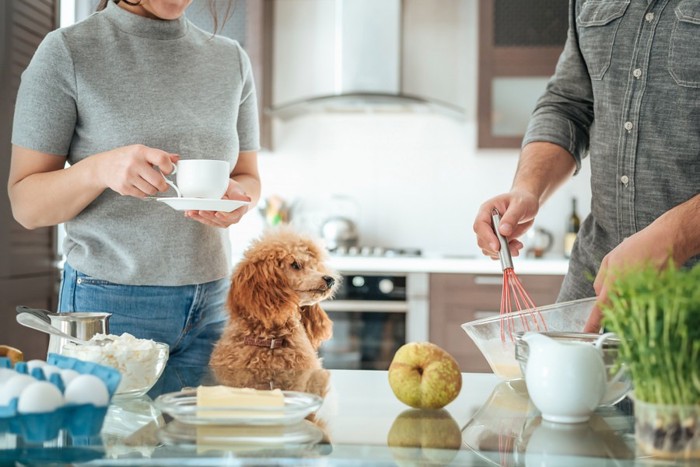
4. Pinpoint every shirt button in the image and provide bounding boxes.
[645,12,654,22]
[633,68,642,78]
[624,121,633,131]
[620,175,630,185]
